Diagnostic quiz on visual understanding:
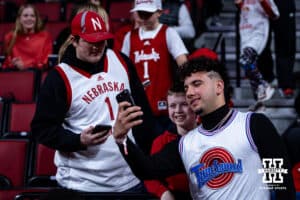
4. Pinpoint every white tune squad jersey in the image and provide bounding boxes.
[179,110,269,200]
[54,49,140,192]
